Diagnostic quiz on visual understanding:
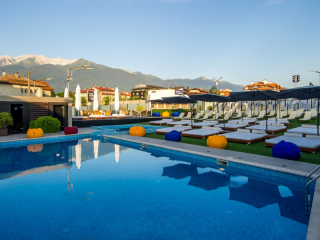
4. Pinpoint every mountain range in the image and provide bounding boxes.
[0,54,244,93]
